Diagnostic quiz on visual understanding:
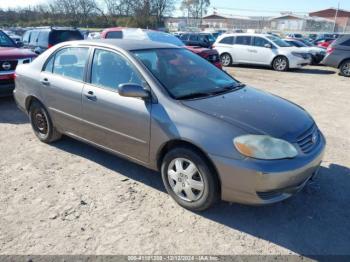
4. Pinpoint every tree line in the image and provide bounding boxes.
[0,0,210,29]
